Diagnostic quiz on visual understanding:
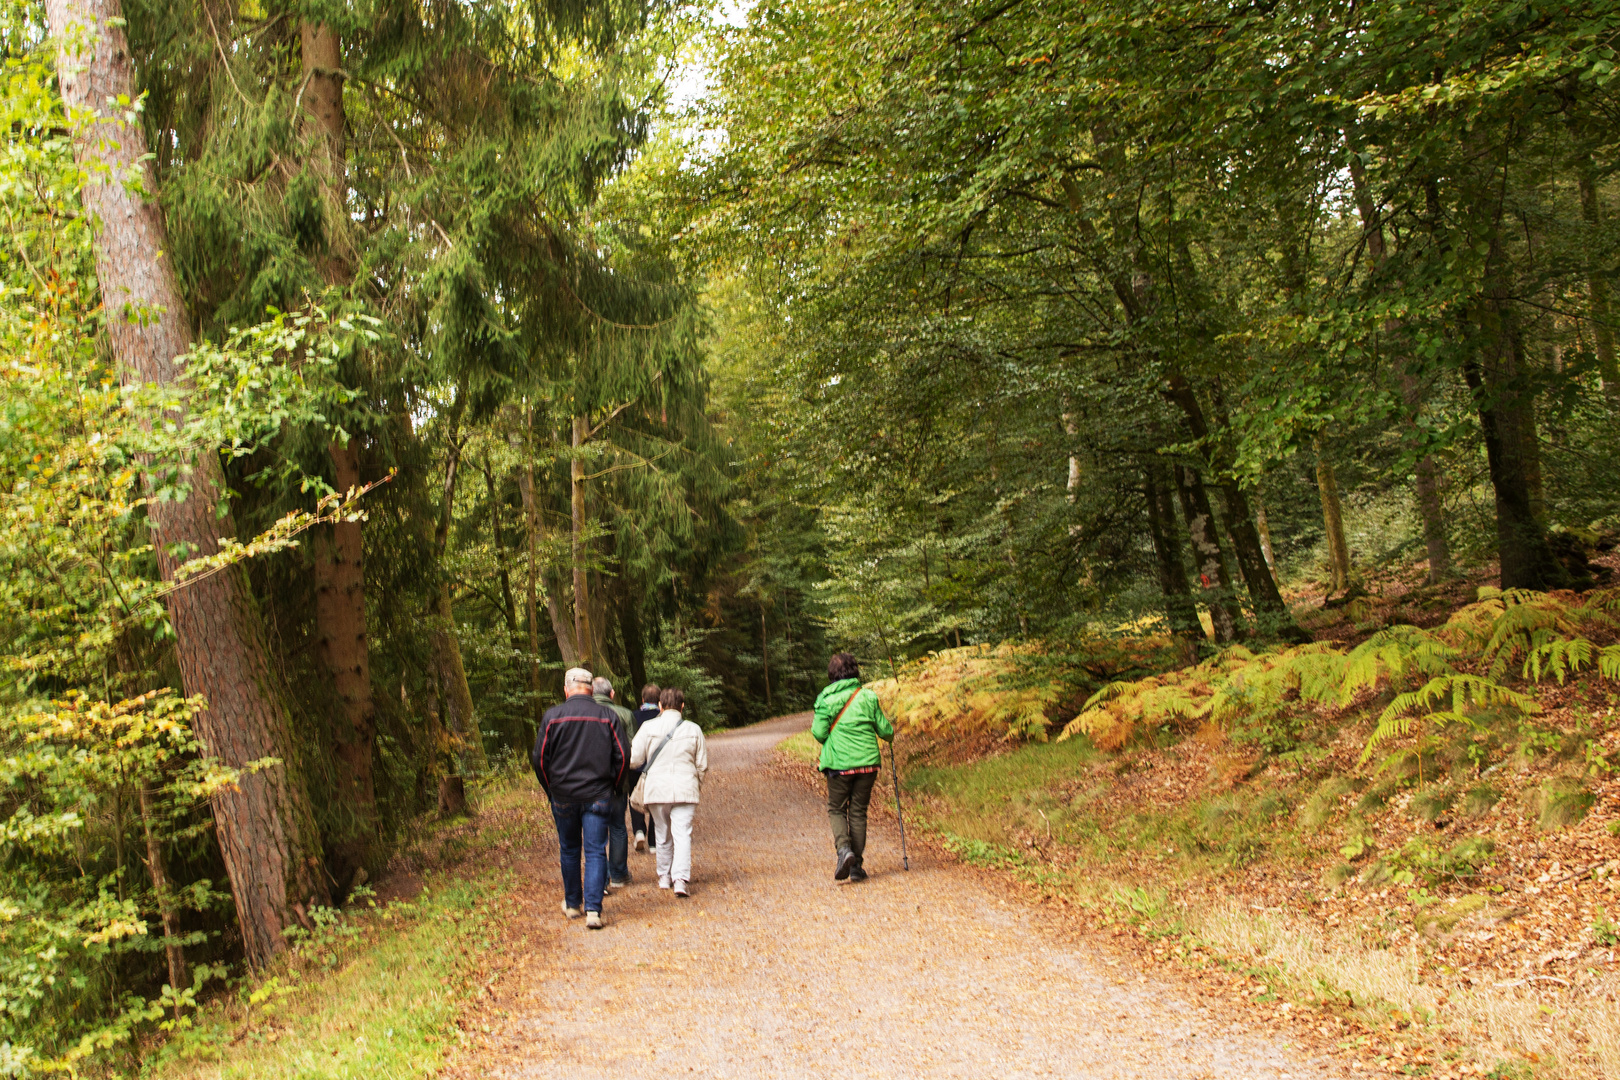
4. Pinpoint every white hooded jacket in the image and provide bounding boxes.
[630,709,708,804]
